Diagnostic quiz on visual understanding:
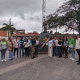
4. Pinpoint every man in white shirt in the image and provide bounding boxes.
[48,37,53,57]
[75,35,80,65]
[54,37,58,56]
[13,36,20,57]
